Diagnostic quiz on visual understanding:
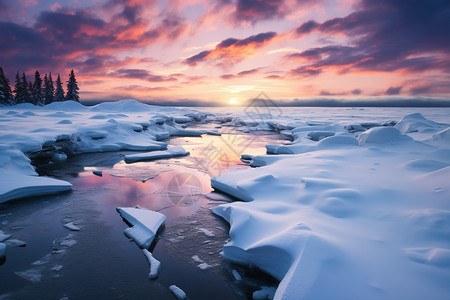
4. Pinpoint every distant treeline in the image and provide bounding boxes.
[0,67,80,106]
